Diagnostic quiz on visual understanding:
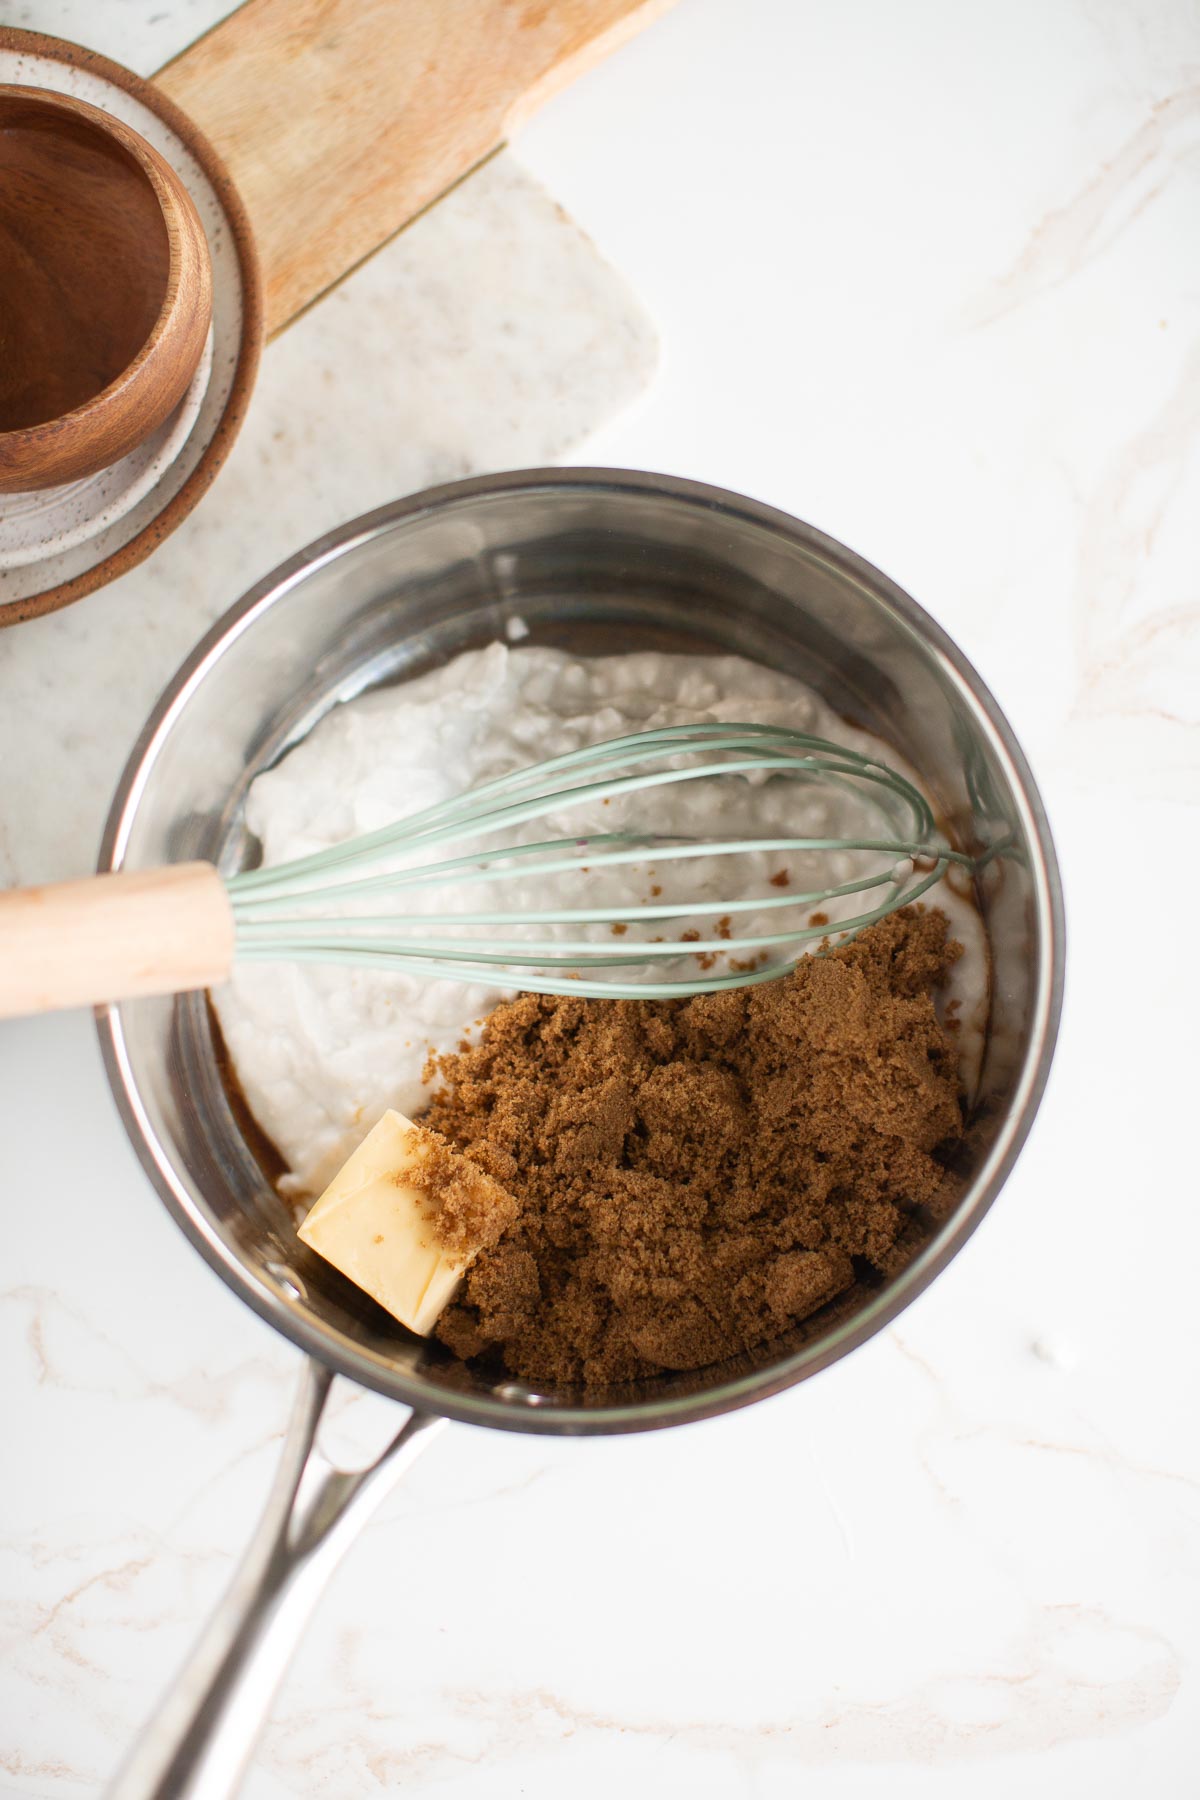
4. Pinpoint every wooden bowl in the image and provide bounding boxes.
[0,85,213,494]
